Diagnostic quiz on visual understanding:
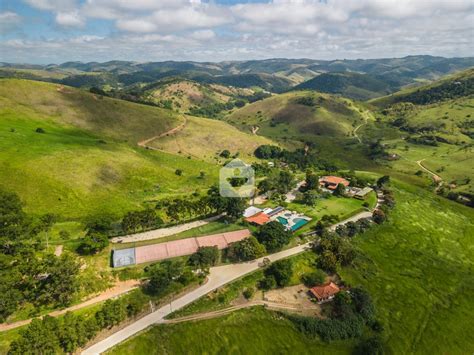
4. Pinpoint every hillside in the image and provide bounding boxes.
[0,79,182,144]
[139,79,258,115]
[371,67,474,107]
[226,91,364,139]
[294,72,393,100]
[226,91,374,169]
[148,115,274,162]
[0,79,217,219]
